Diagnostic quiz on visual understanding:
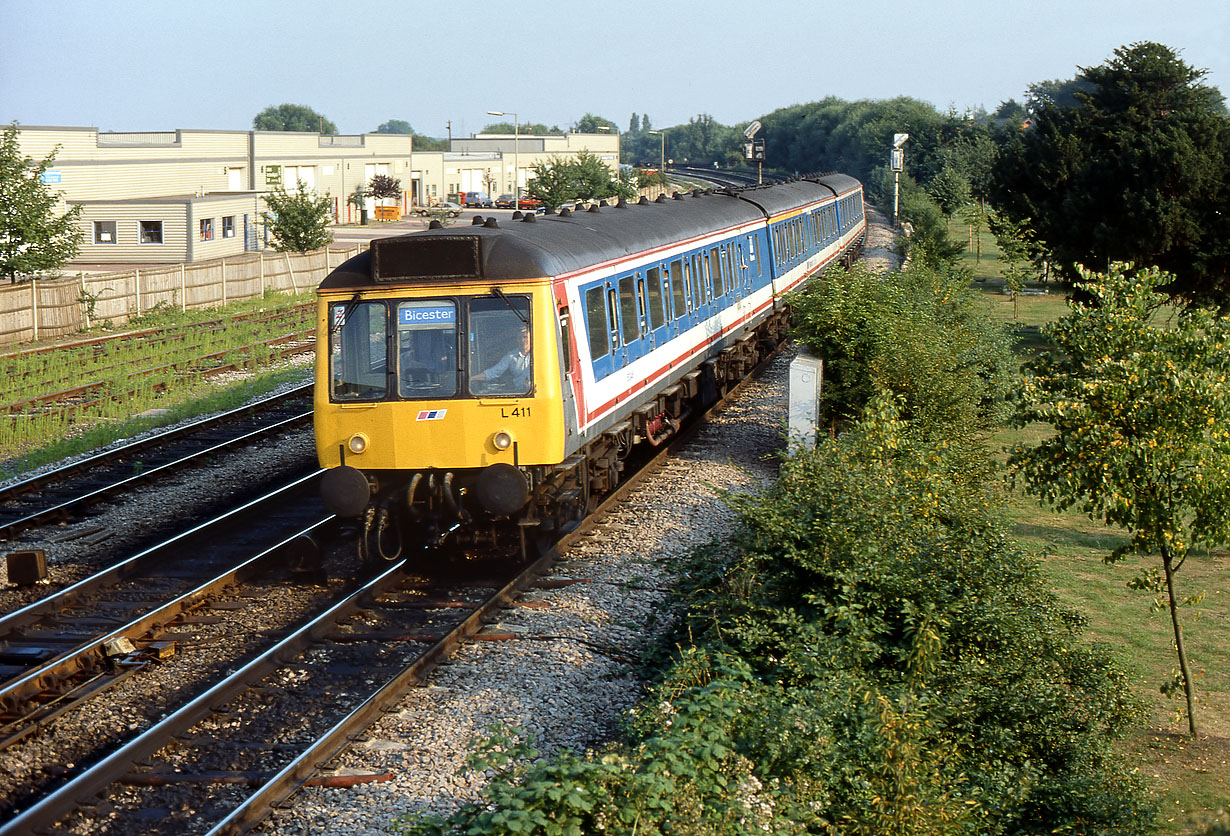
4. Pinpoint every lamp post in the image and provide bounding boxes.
[648,130,667,191]
[487,110,518,210]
